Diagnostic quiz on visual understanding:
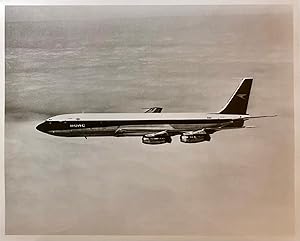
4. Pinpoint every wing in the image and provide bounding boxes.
[179,122,234,143]
[115,121,234,137]
[144,107,163,113]
[114,124,177,137]
[198,121,234,134]
[144,130,169,137]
